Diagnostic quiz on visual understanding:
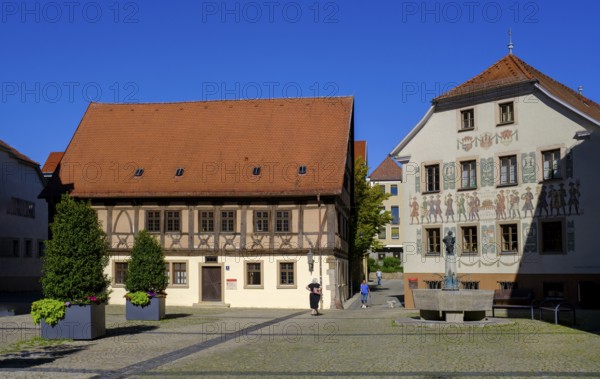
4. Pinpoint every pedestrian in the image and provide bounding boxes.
[360,279,370,308]
[306,278,321,315]
[376,269,382,286]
